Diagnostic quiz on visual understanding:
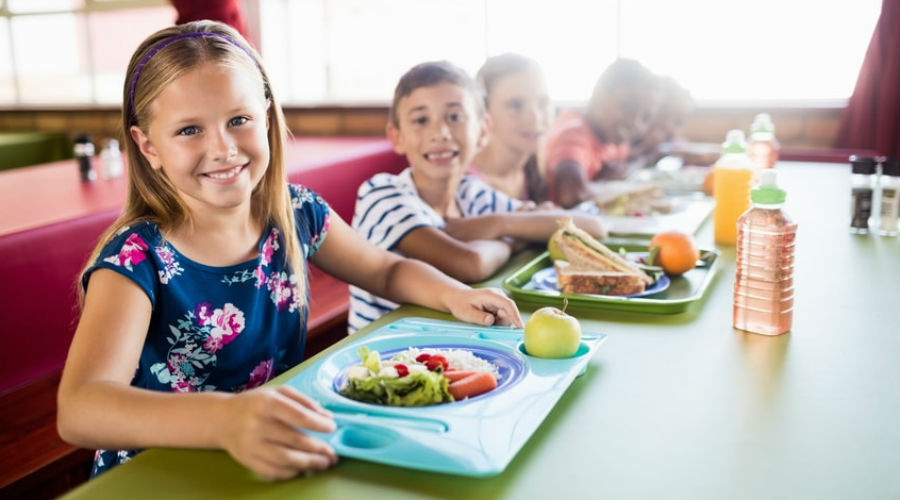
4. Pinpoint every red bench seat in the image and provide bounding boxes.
[0,137,405,497]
